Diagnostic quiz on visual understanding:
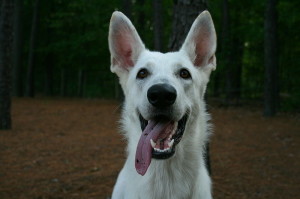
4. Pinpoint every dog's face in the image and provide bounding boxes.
[109,11,216,175]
